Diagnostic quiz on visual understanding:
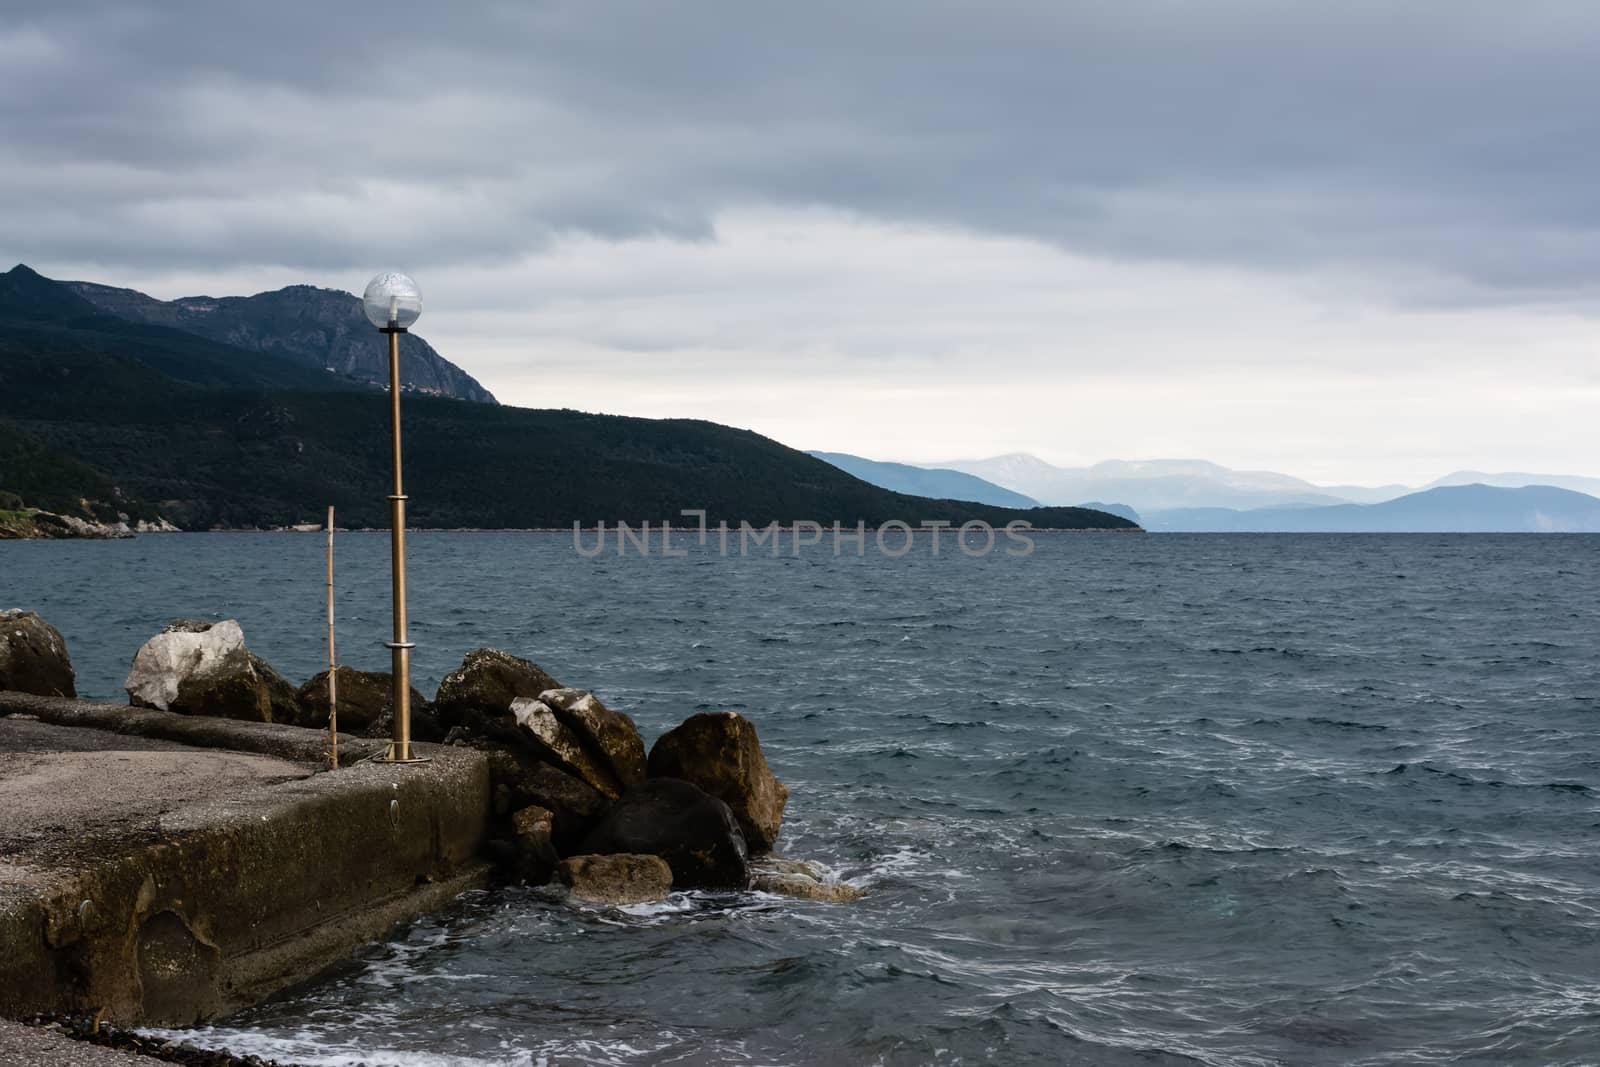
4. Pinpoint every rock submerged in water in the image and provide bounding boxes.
[580,777,749,889]
[296,665,428,734]
[124,620,301,724]
[558,853,673,904]
[0,609,77,698]
[648,711,788,853]
[750,857,864,903]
